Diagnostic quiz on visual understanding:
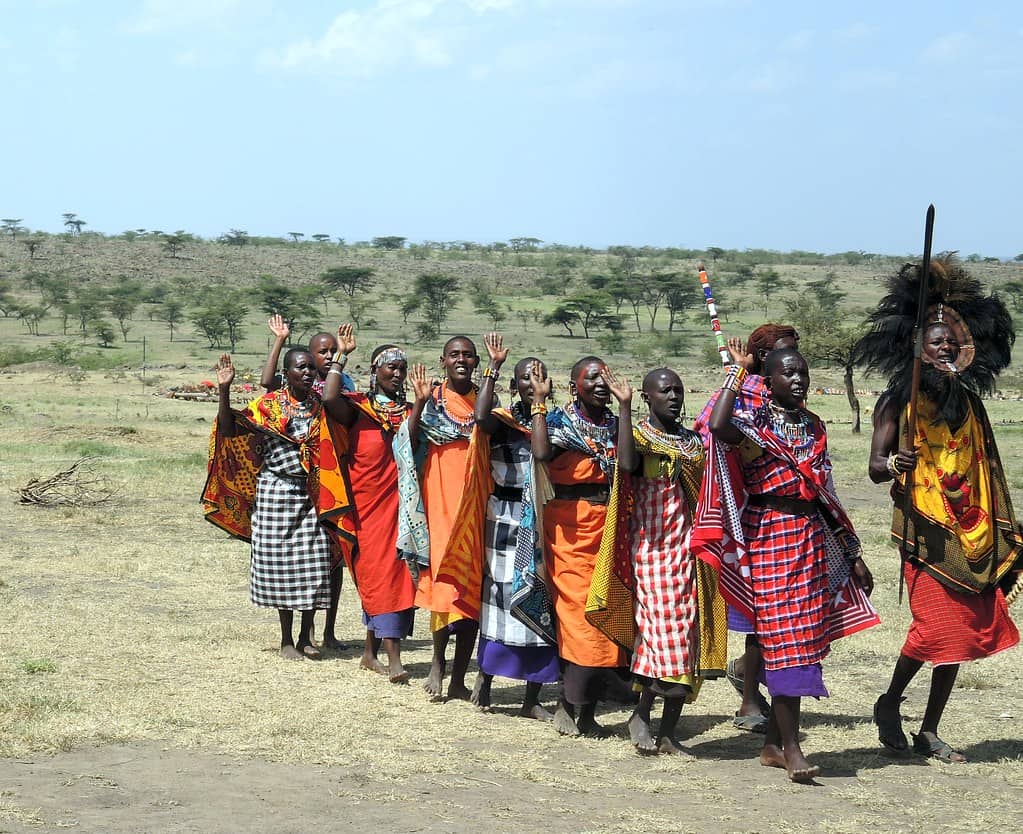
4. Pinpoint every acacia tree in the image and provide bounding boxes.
[287,232,304,243]
[789,294,862,433]
[756,268,787,314]
[1,219,23,240]
[157,298,185,341]
[403,273,459,341]
[543,304,581,337]
[108,278,143,342]
[256,276,320,341]
[372,236,406,250]
[322,266,374,299]
[23,235,44,259]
